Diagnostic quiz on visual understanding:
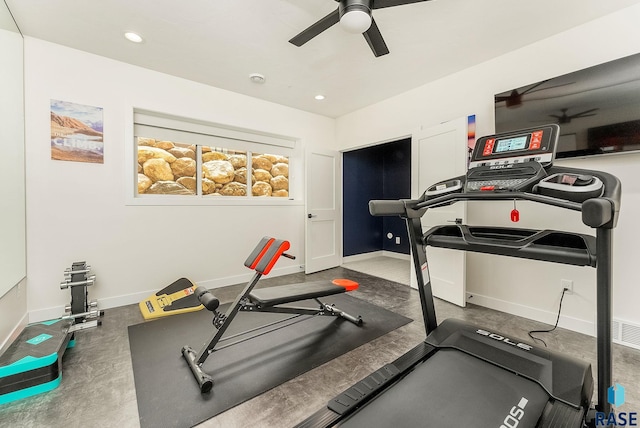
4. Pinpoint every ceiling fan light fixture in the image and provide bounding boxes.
[505,90,522,108]
[339,0,372,34]
[340,10,372,34]
[505,98,522,109]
